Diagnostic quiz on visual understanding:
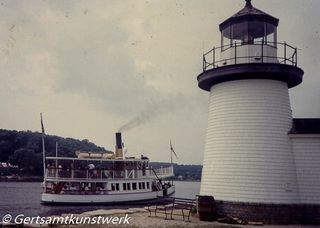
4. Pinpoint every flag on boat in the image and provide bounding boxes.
[170,140,178,159]
[40,112,46,178]
[40,112,45,135]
